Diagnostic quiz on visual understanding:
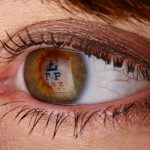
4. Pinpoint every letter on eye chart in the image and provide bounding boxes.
[45,58,76,98]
